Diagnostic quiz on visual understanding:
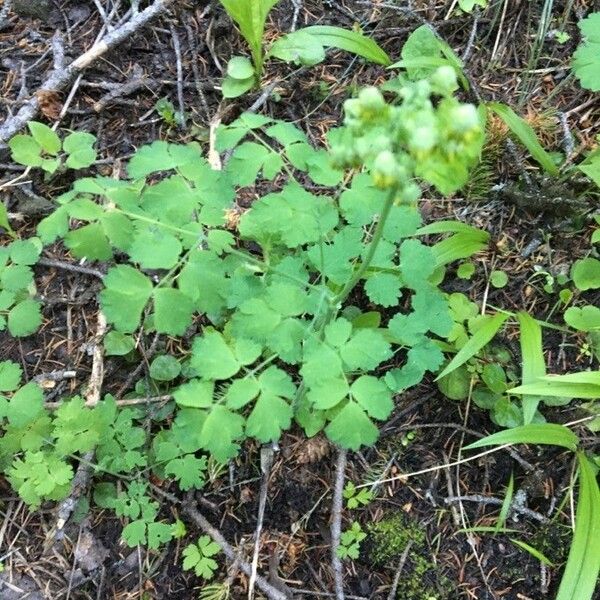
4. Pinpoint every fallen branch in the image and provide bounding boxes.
[249,445,275,600]
[152,488,291,600]
[331,447,347,600]
[386,540,413,600]
[0,0,176,145]
[44,313,107,551]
